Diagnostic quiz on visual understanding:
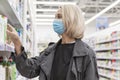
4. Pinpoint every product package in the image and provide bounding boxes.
[0,15,7,44]
[0,14,14,52]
